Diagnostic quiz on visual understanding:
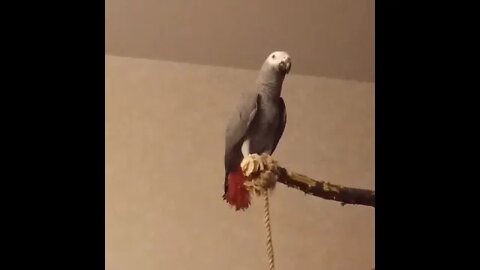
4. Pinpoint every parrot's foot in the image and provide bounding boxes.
[240,153,279,196]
